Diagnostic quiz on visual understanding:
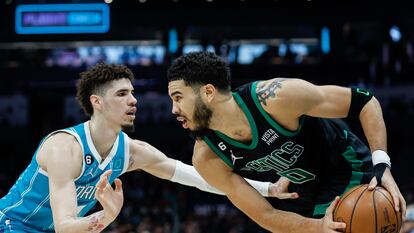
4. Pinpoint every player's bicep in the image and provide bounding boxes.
[305,85,351,118]
[128,139,175,179]
[41,135,81,225]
